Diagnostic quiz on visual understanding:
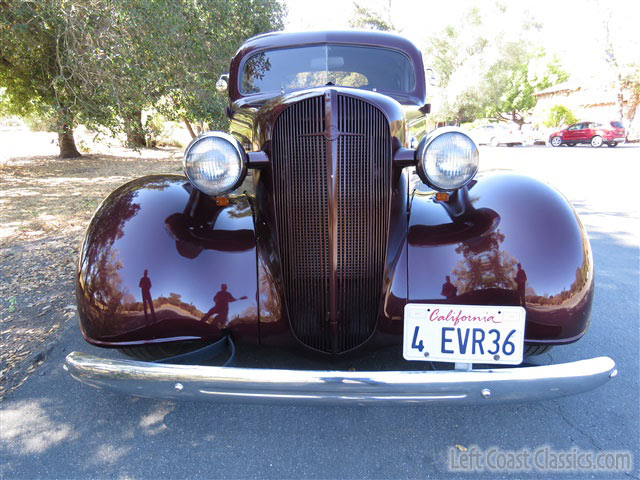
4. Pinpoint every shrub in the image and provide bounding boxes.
[544,105,577,128]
